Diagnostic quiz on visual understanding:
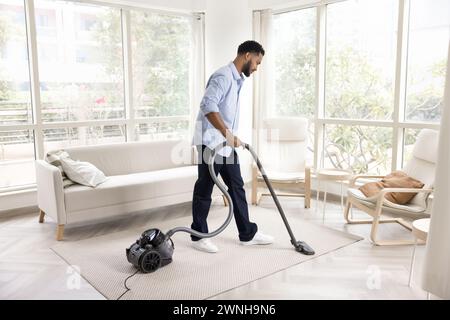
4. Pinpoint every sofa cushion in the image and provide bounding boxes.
[61,139,193,176]
[64,165,197,212]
